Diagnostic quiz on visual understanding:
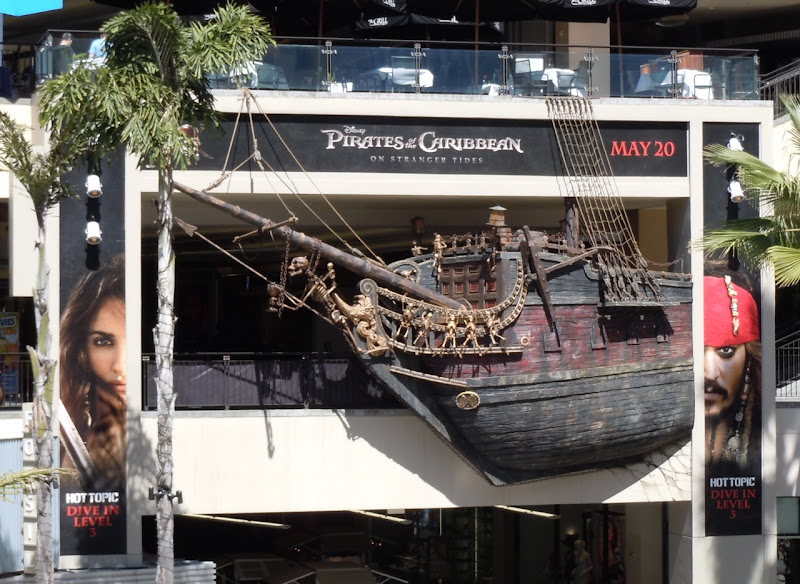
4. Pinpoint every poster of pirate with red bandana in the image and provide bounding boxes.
[703,123,762,536]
